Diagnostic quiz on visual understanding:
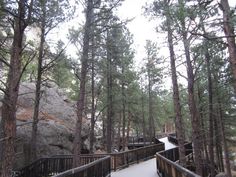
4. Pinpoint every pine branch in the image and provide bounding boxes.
[0,57,10,67]
[17,52,37,90]
[42,38,72,72]
[190,31,236,40]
